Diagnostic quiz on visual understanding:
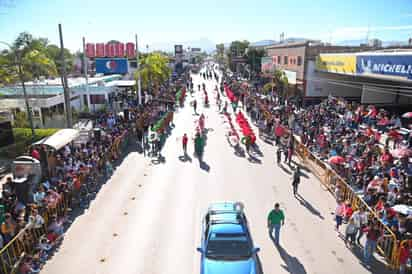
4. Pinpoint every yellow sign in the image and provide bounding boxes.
[316,54,356,74]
